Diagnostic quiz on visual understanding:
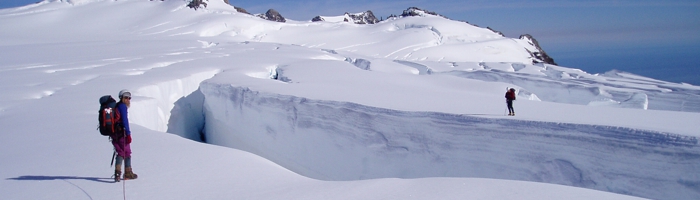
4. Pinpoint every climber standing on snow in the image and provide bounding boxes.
[113,89,138,181]
[505,88,516,116]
